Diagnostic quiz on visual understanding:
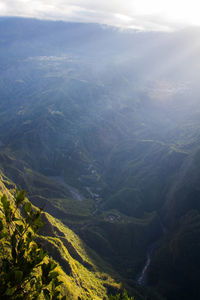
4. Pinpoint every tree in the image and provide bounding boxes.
[109,289,134,300]
[0,190,66,300]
